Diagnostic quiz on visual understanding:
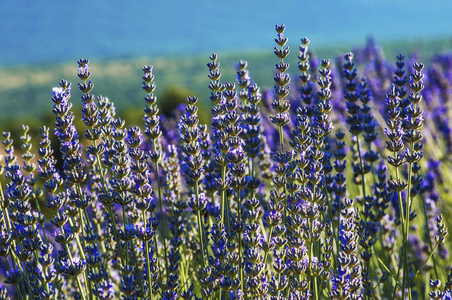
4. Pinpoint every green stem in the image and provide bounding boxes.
[308,183,319,300]
[75,276,87,300]
[251,158,255,199]
[9,250,23,273]
[21,254,34,298]
[180,252,188,294]
[1,199,24,276]
[308,229,318,300]
[93,139,109,192]
[61,227,87,300]
[122,204,129,266]
[129,240,145,297]
[67,215,92,300]
[16,283,24,300]
[403,141,414,300]
[410,243,439,285]
[377,226,392,295]
[355,136,367,215]
[369,247,401,287]
[421,193,438,278]
[279,125,284,153]
[154,153,169,282]
[393,161,405,300]
[0,183,13,233]
[313,276,319,300]
[236,188,244,294]
[153,234,163,287]
[107,203,125,264]
[221,165,229,233]
[143,211,154,300]
[263,226,274,269]
[66,213,85,260]
[89,140,109,256]
[33,197,49,244]
[195,180,206,269]
[326,191,338,269]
